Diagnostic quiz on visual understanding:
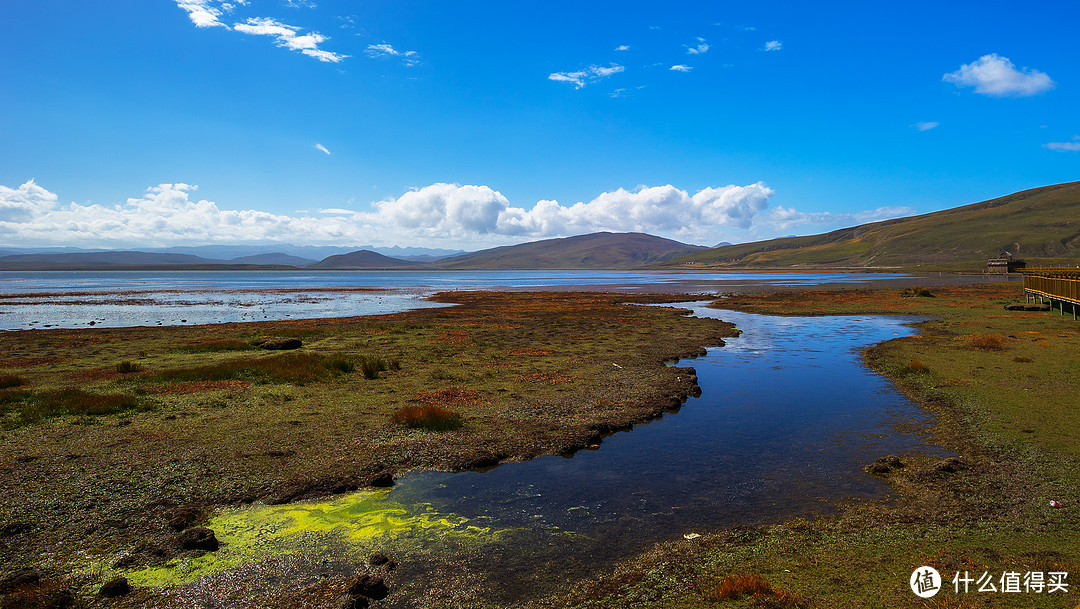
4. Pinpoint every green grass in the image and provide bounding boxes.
[150,352,367,384]
[0,387,143,427]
